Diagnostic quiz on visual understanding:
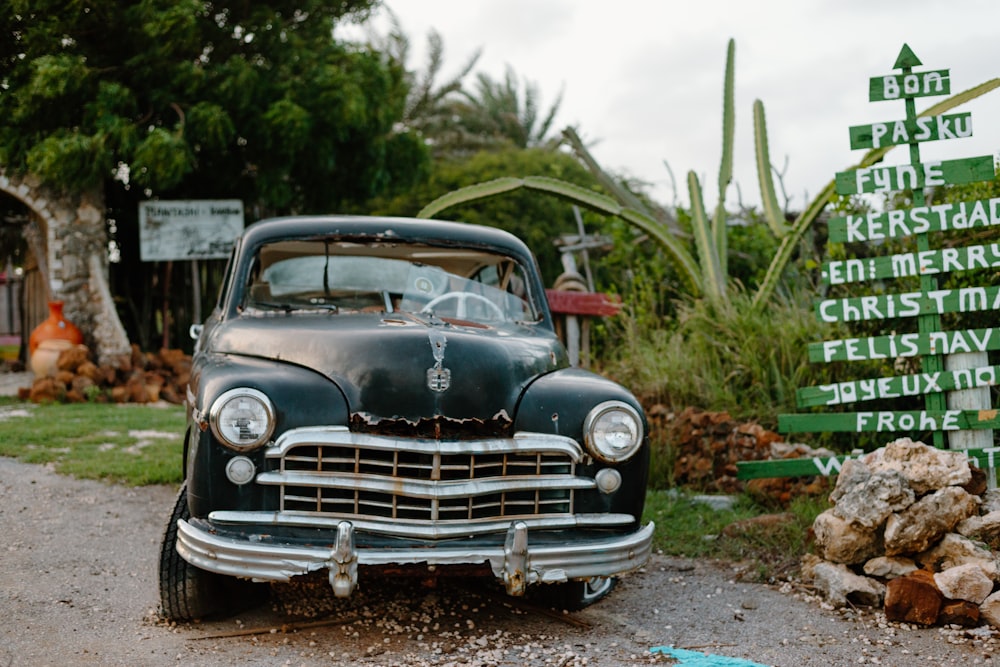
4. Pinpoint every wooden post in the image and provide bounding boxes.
[947,351,995,488]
